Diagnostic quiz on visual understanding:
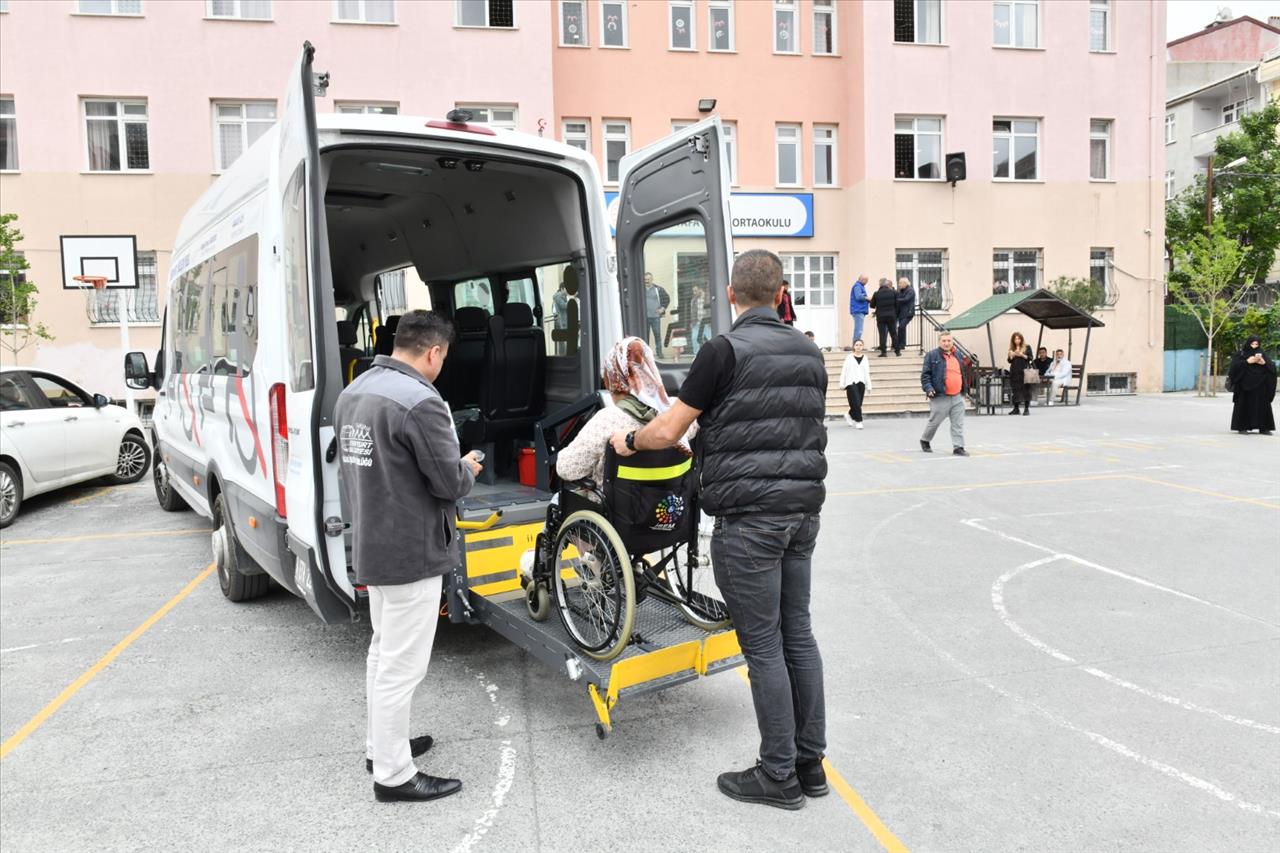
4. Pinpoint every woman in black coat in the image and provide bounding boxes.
[1006,332,1033,415]
[1228,335,1276,434]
